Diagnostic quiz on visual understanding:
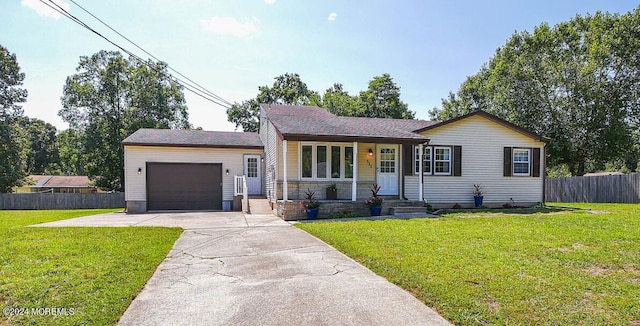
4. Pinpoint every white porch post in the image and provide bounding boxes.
[352,142,358,201]
[418,143,424,202]
[282,140,288,201]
